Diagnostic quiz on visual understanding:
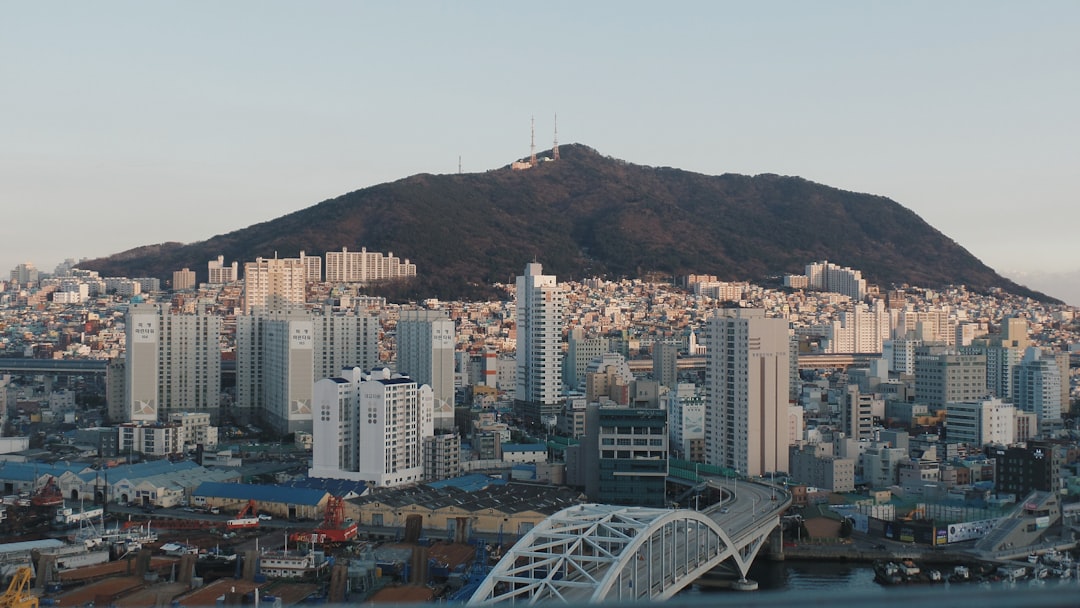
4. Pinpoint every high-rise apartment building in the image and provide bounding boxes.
[172,268,196,291]
[242,256,308,313]
[514,263,565,424]
[323,247,417,283]
[396,309,455,430]
[803,260,867,300]
[309,368,434,487]
[207,255,239,284]
[125,303,221,423]
[1013,347,1063,430]
[563,327,610,391]
[236,306,379,432]
[704,307,791,477]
